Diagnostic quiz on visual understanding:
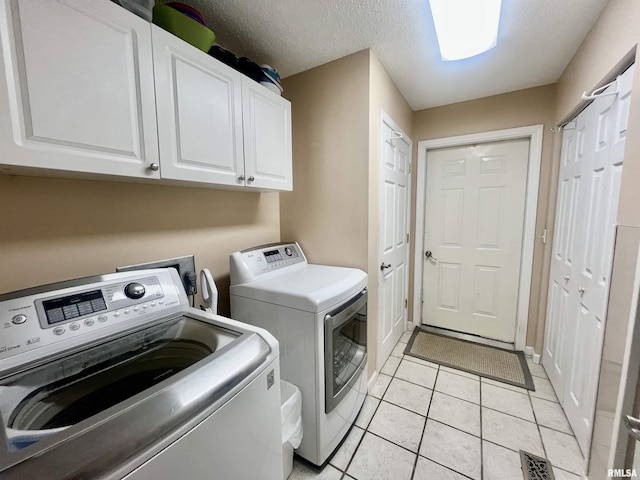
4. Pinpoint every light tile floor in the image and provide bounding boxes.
[289,331,585,480]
